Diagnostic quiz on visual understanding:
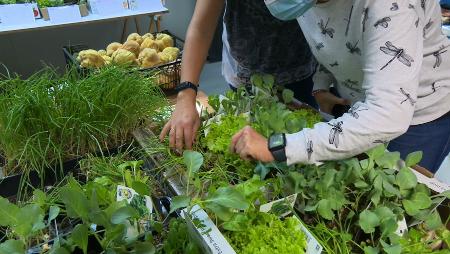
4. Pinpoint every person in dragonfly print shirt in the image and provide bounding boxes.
[231,0,450,173]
